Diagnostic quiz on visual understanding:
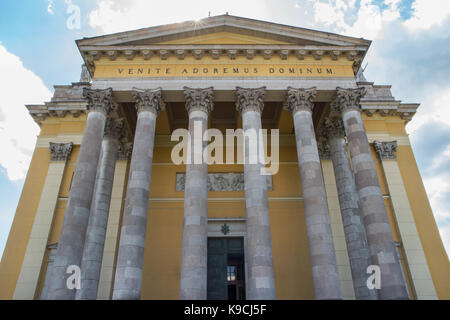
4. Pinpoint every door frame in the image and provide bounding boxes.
[207,218,248,299]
